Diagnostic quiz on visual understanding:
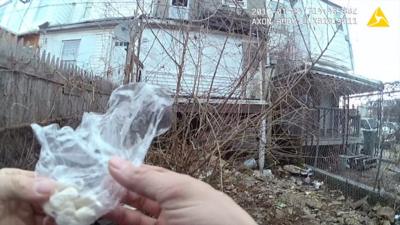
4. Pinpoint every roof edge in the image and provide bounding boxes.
[311,66,384,91]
